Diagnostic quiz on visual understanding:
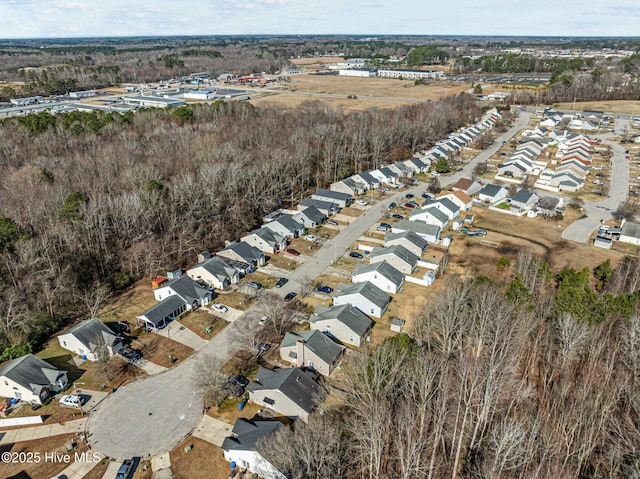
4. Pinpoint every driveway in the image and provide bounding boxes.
[156,323,208,351]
